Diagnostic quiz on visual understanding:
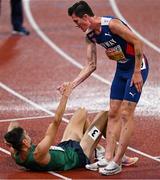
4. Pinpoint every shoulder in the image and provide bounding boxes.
[34,145,51,163]
[109,18,128,34]
[101,16,115,26]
